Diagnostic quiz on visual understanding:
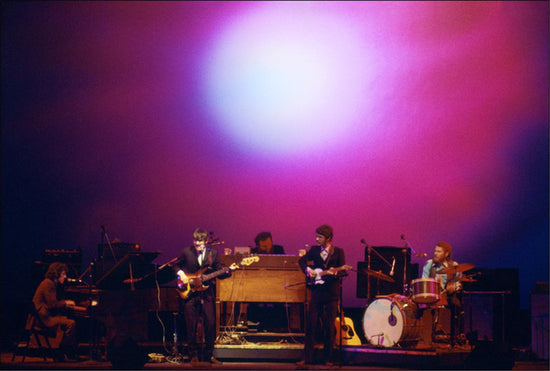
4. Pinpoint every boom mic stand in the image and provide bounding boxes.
[101,226,118,263]
[77,261,101,360]
[336,272,349,366]
[360,240,393,299]
[400,235,417,296]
